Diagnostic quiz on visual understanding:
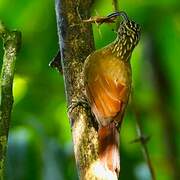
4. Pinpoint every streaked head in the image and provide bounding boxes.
[115,11,141,47]
[109,11,141,61]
